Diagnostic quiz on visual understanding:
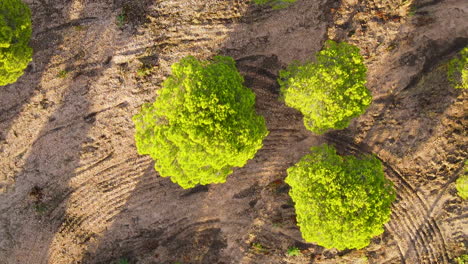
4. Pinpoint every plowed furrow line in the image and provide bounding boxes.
[430,218,450,262]
[386,176,448,262]
[262,135,305,143]
[115,177,171,205]
[44,156,146,215]
[51,156,149,208]
[445,213,468,223]
[239,66,277,81]
[451,231,466,242]
[385,169,449,263]
[155,37,225,48]
[387,213,425,262]
[254,167,288,176]
[58,164,150,226]
[163,25,234,36]
[114,38,158,57]
[50,158,151,225]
